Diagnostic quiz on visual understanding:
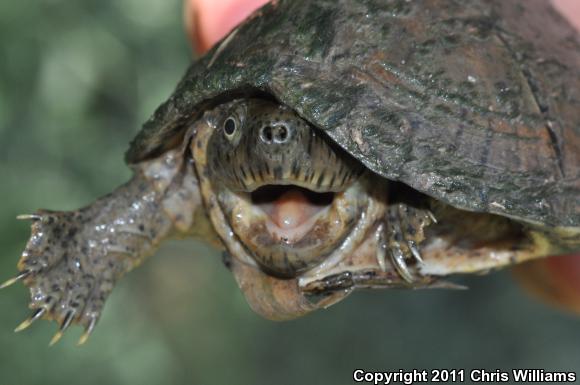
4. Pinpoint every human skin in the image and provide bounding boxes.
[184,0,269,53]
[184,0,580,312]
[186,0,580,53]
